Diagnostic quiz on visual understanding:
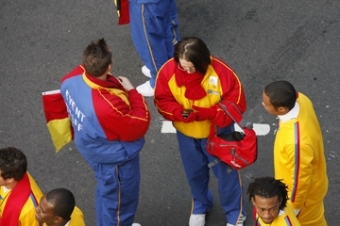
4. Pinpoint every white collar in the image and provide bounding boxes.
[2,186,11,192]
[278,209,285,216]
[278,102,300,123]
[64,221,70,226]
